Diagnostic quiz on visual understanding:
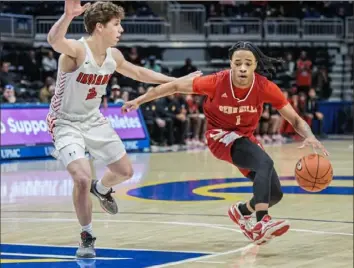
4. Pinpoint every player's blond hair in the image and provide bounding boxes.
[84,1,125,35]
